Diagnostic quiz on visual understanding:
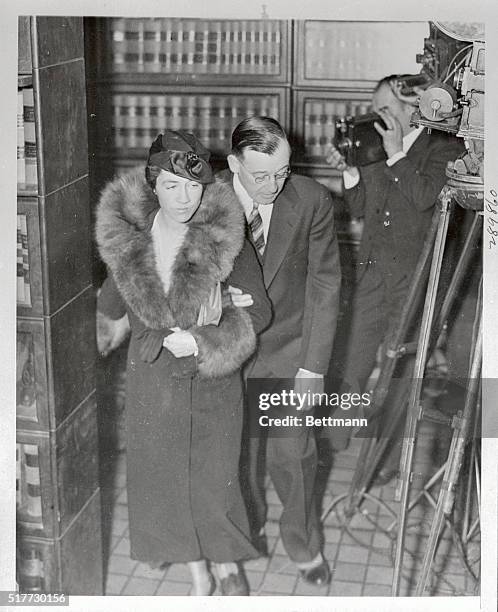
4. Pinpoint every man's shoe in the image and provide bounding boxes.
[253,532,269,557]
[219,571,249,596]
[299,560,331,587]
[374,467,398,487]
